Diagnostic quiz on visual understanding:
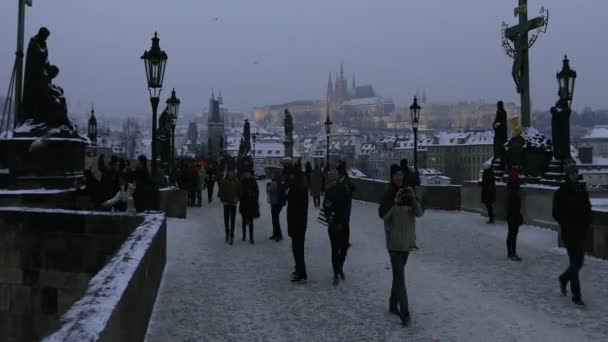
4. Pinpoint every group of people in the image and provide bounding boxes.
[480,163,592,306]
[78,154,154,212]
